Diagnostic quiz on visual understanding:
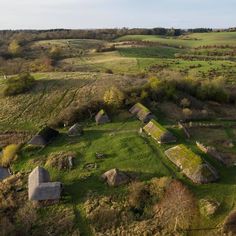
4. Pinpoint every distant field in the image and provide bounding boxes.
[118,46,183,58]
[32,39,104,50]
[117,32,236,48]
